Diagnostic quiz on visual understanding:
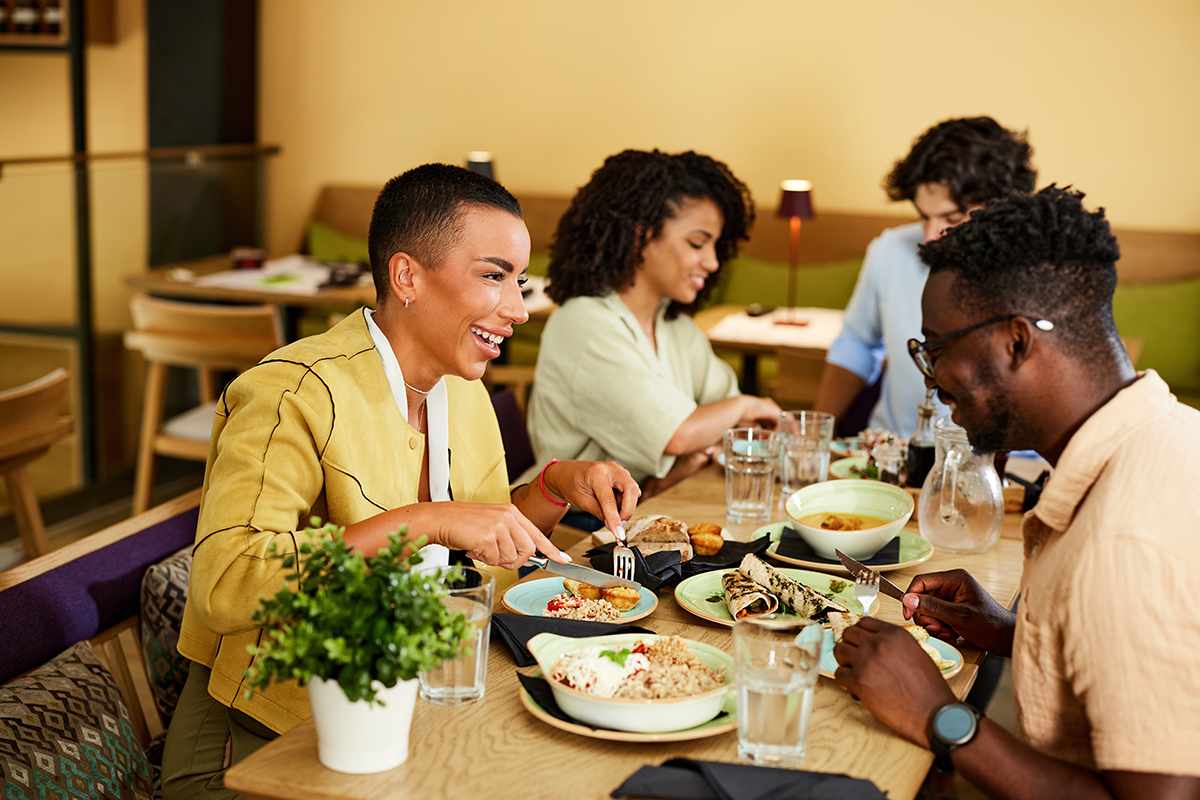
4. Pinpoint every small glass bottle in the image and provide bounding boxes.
[906,388,937,488]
